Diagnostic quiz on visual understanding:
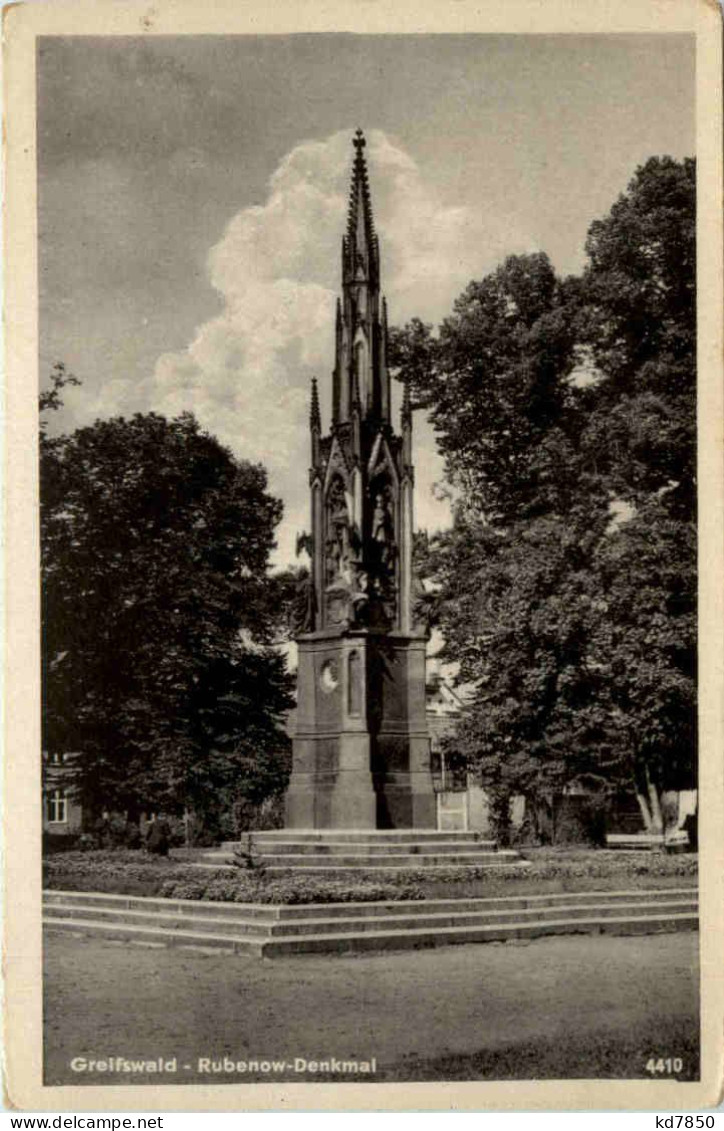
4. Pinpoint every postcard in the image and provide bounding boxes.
[4,0,723,1112]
